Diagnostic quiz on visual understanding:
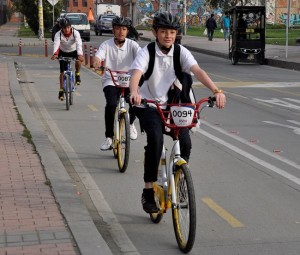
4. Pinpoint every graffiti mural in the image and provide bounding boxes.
[136,0,300,26]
